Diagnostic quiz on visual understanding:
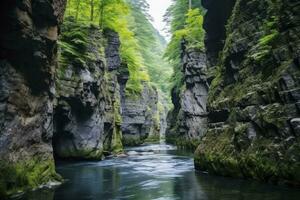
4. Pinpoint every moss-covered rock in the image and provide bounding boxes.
[0,157,61,199]
[120,81,162,146]
[166,46,208,149]
[53,21,124,159]
[0,0,66,197]
[195,0,300,186]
